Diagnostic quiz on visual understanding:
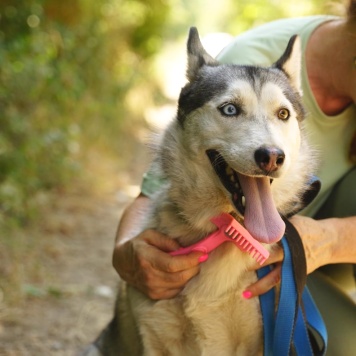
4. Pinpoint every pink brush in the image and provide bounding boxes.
[170,213,269,265]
